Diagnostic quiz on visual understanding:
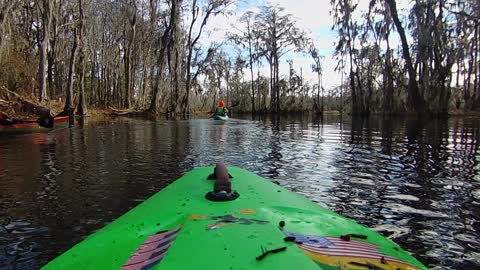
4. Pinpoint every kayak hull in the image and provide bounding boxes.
[0,116,69,134]
[213,115,229,120]
[43,167,427,270]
